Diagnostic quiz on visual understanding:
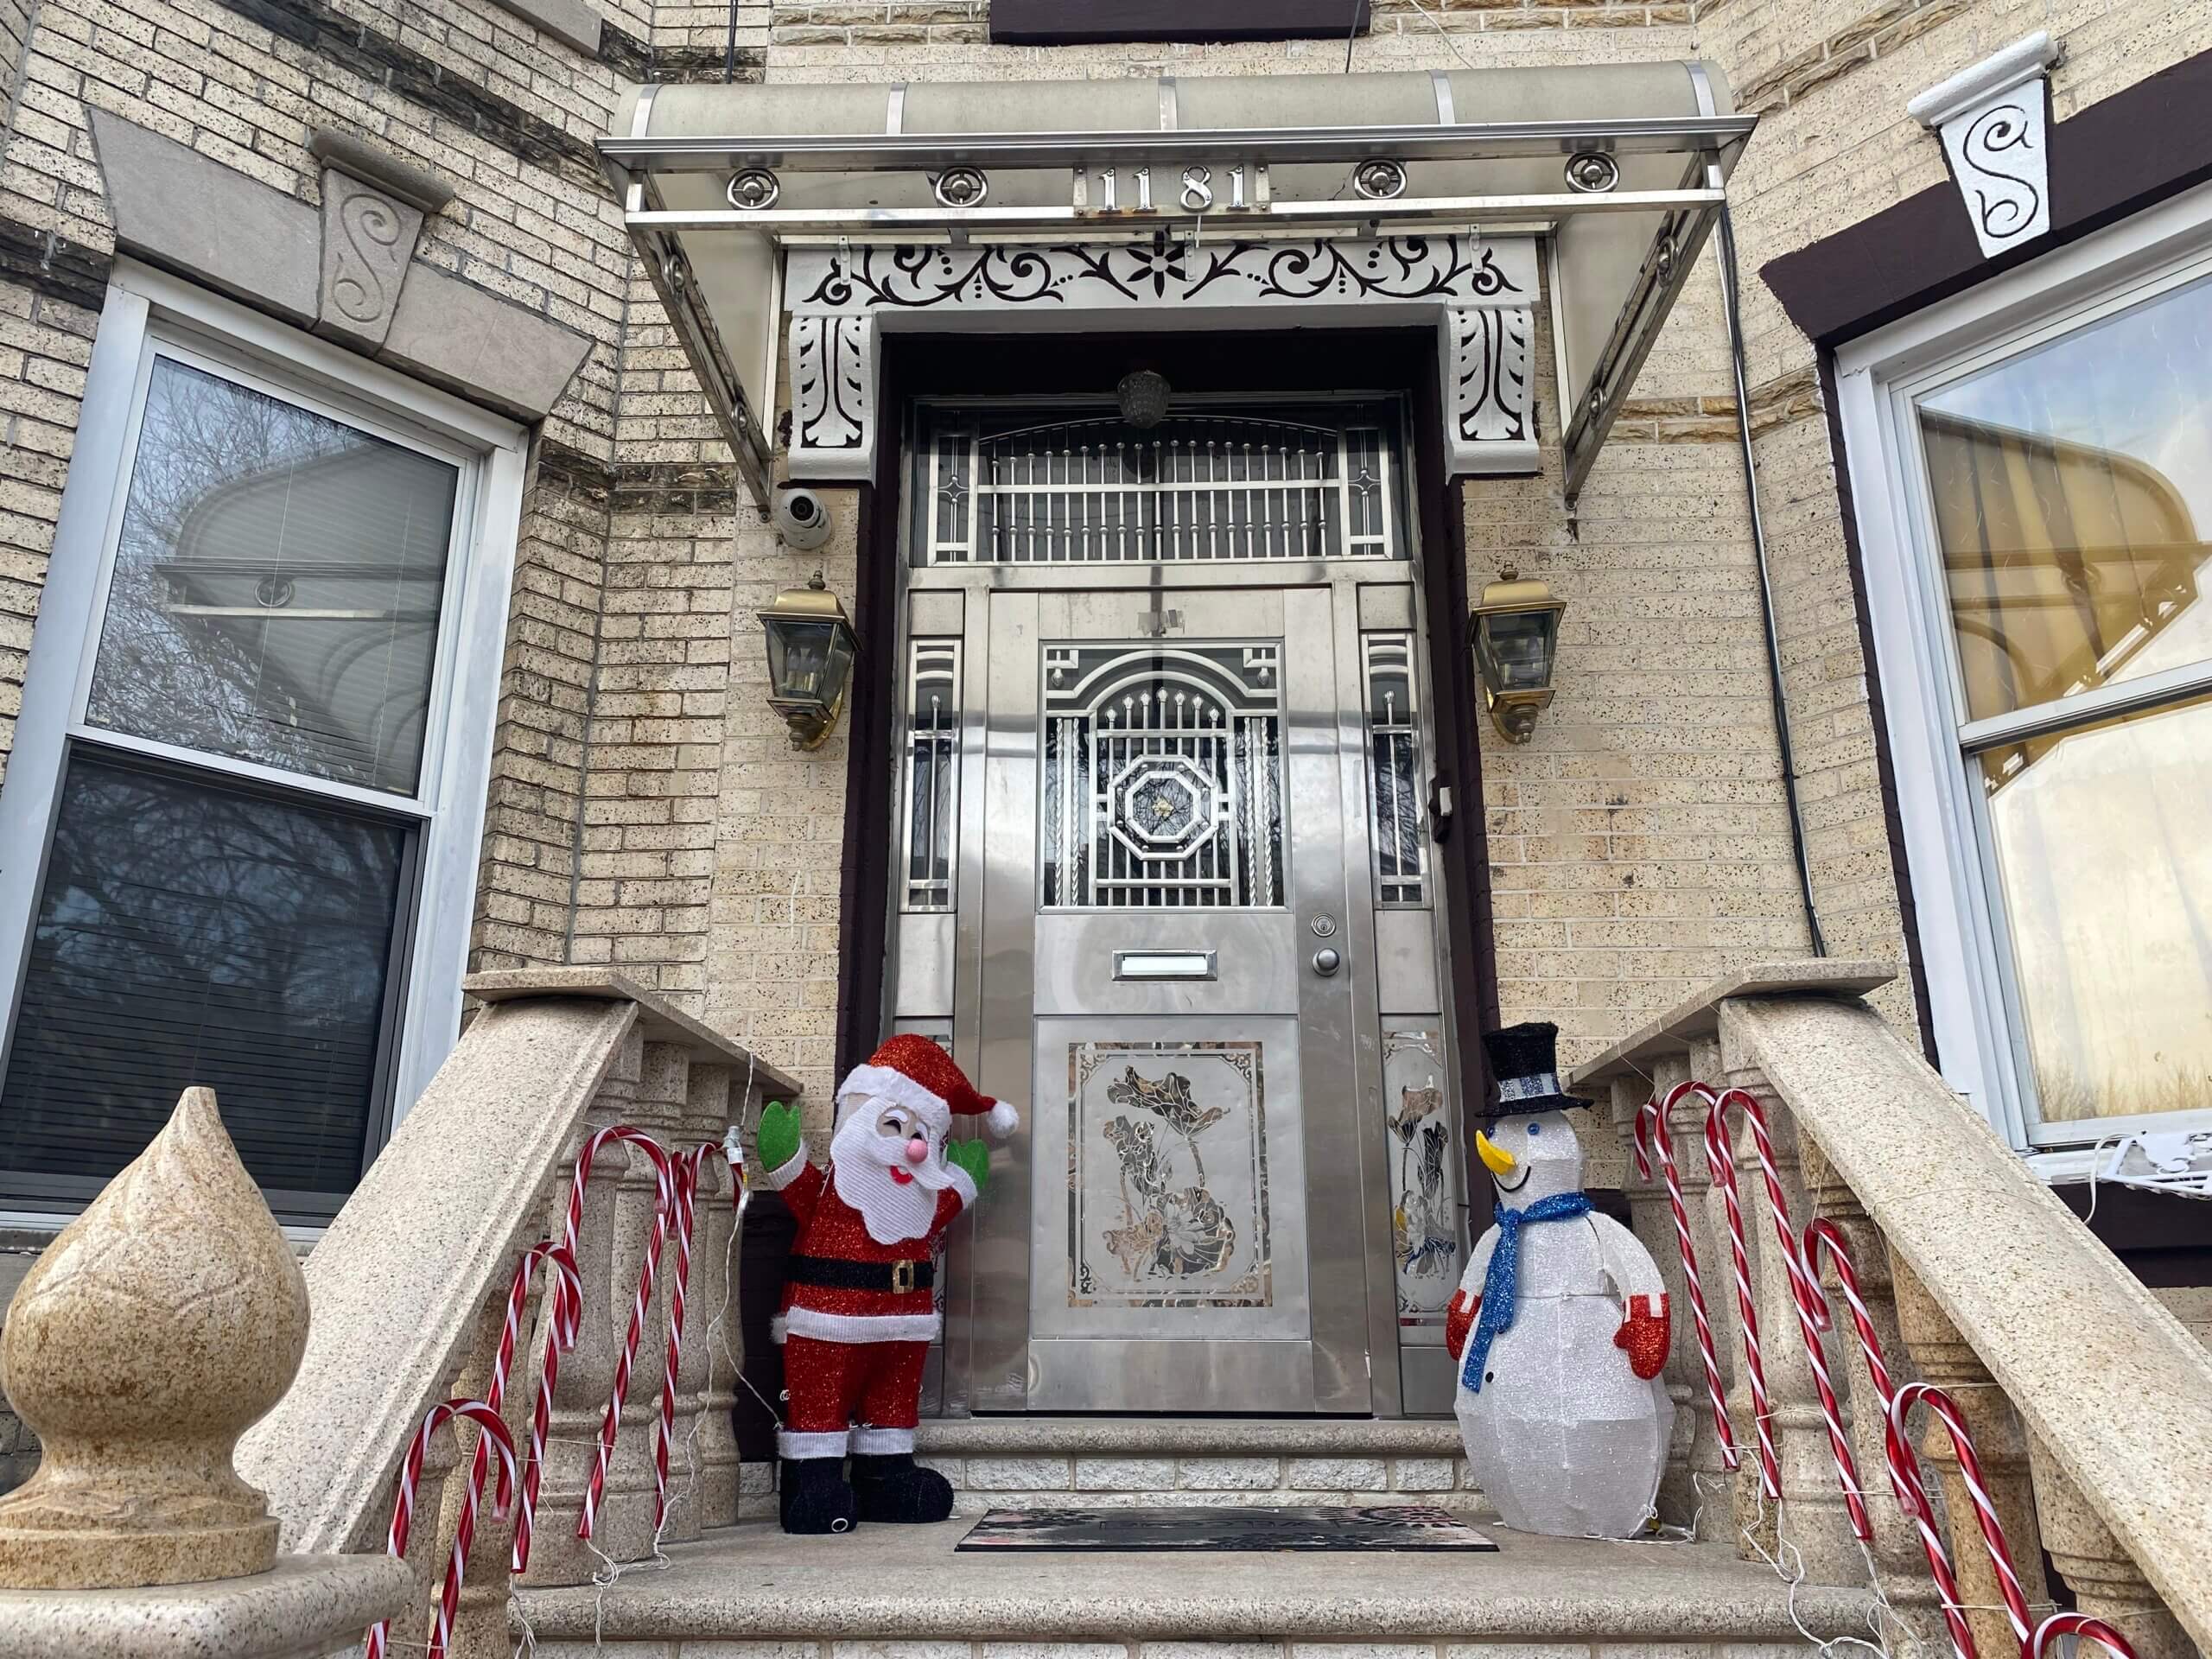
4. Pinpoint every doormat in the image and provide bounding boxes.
[955,1503,1497,1552]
